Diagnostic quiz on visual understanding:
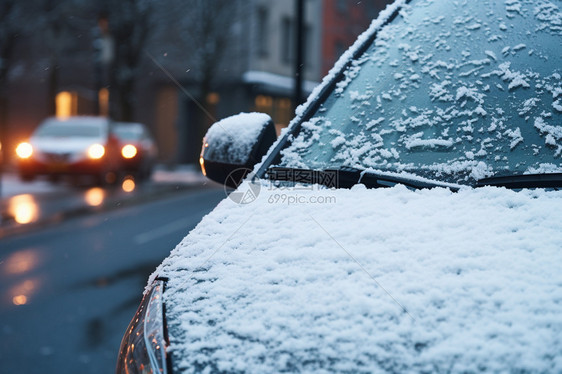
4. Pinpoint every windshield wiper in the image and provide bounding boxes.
[476,173,562,189]
[267,167,460,191]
